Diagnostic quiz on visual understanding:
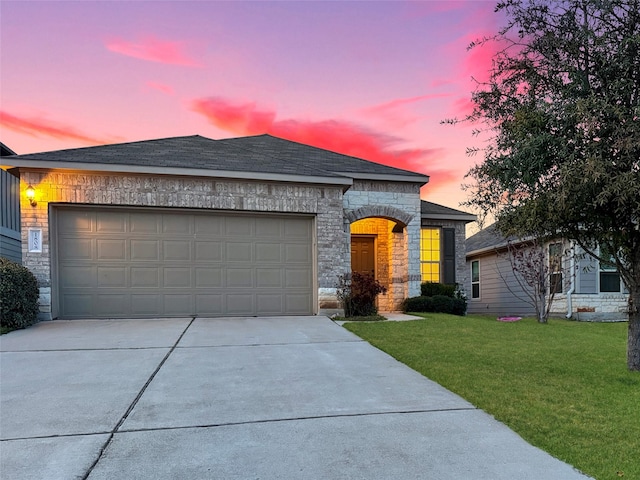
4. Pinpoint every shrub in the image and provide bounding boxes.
[336,272,387,317]
[402,286,467,316]
[420,282,456,297]
[0,258,40,330]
